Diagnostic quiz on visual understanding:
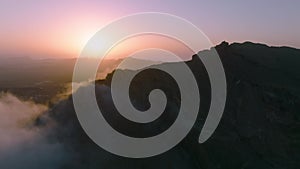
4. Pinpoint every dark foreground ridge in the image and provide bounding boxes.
[36,42,300,169]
